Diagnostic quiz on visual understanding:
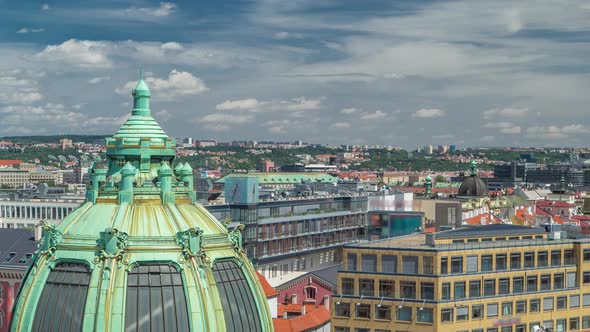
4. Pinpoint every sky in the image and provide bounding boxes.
[1,0,590,148]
